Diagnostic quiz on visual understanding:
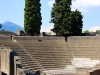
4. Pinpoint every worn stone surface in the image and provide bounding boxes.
[17,68,26,75]
[1,36,100,75]
[1,49,10,75]
[13,36,64,40]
